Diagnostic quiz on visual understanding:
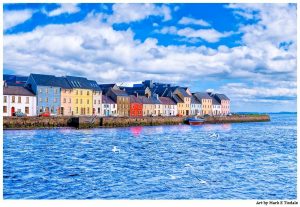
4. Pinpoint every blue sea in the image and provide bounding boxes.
[3,113,297,199]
